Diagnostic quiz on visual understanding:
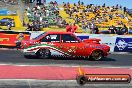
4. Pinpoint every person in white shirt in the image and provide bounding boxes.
[37,5,41,10]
